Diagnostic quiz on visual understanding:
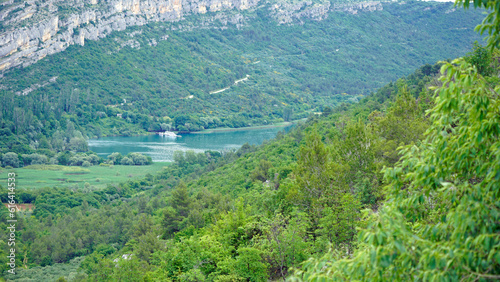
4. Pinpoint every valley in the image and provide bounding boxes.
[0,0,498,281]
[0,1,483,157]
